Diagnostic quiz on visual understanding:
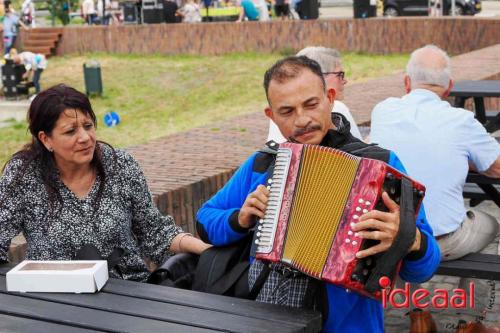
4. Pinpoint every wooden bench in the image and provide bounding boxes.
[437,253,500,281]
